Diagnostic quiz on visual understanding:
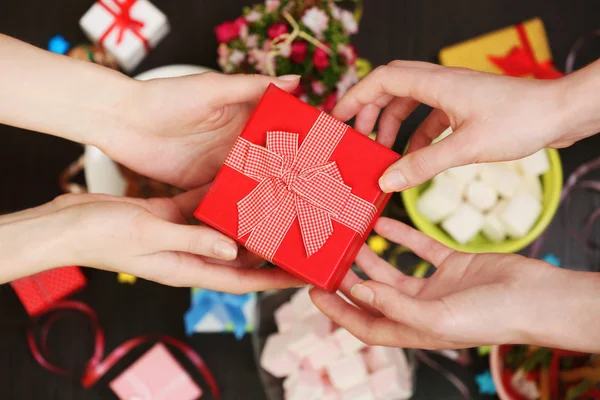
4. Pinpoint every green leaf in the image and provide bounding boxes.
[522,348,552,373]
[566,379,594,400]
